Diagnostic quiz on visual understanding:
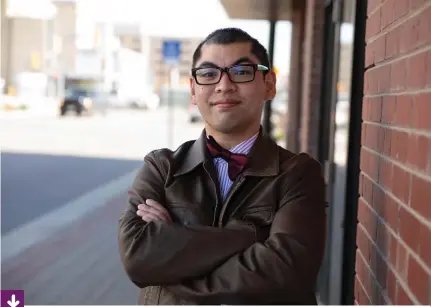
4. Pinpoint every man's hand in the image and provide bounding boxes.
[136,199,172,223]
